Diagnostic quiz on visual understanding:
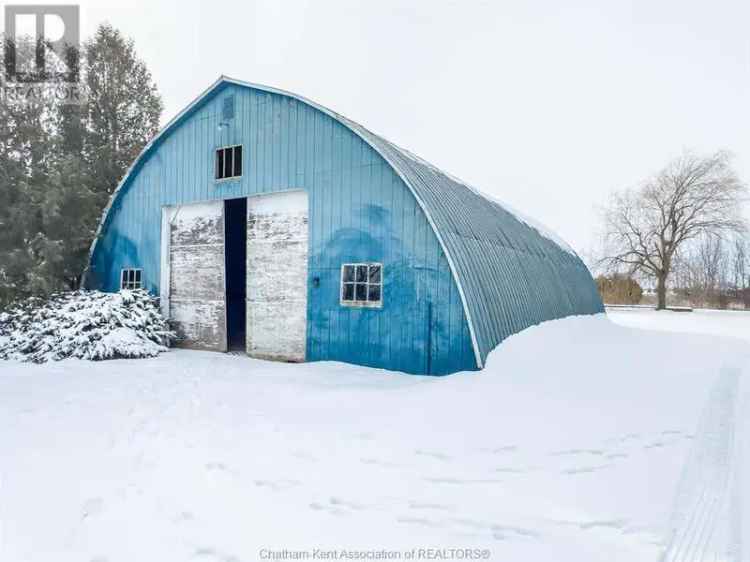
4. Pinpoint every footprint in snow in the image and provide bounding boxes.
[415,449,452,461]
[481,445,518,454]
[81,497,104,520]
[491,524,540,541]
[193,547,240,561]
[291,450,317,462]
[397,516,442,528]
[360,457,399,468]
[605,433,642,445]
[330,496,365,510]
[309,497,364,516]
[494,466,533,474]
[446,516,541,541]
[424,477,464,484]
[408,501,453,512]
[173,511,194,523]
[644,433,690,449]
[561,464,611,475]
[424,476,504,485]
[553,517,647,536]
[605,452,629,460]
[578,519,629,531]
[452,517,490,529]
[253,479,300,492]
[550,448,605,457]
[309,501,346,516]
